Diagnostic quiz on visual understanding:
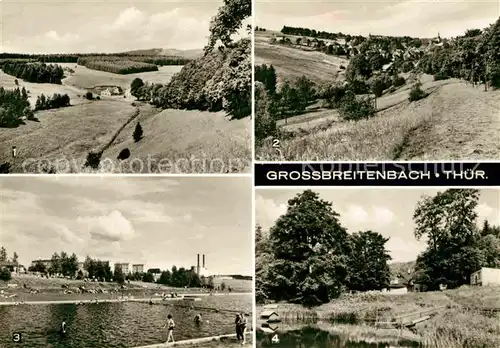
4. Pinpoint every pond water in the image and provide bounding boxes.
[256,326,422,348]
[0,295,251,348]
